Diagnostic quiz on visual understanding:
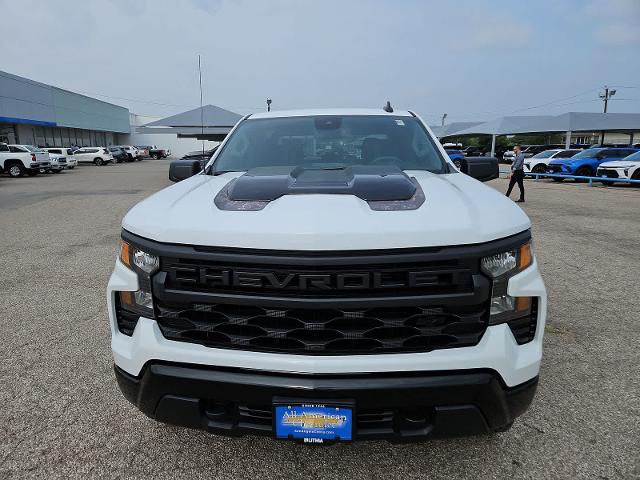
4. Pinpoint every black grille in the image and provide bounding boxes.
[598,169,619,178]
[549,165,563,173]
[122,228,534,355]
[507,299,538,345]
[155,302,488,354]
